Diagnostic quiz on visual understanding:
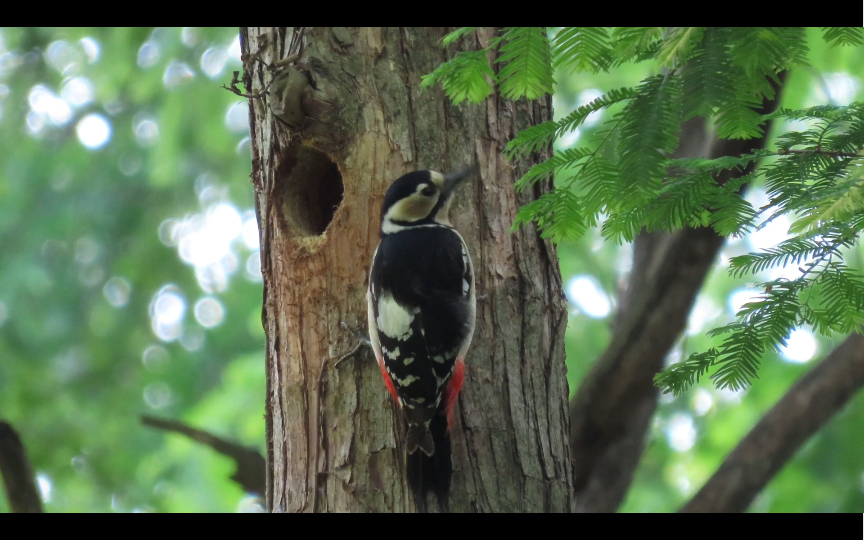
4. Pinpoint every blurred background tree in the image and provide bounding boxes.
[1,27,863,512]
